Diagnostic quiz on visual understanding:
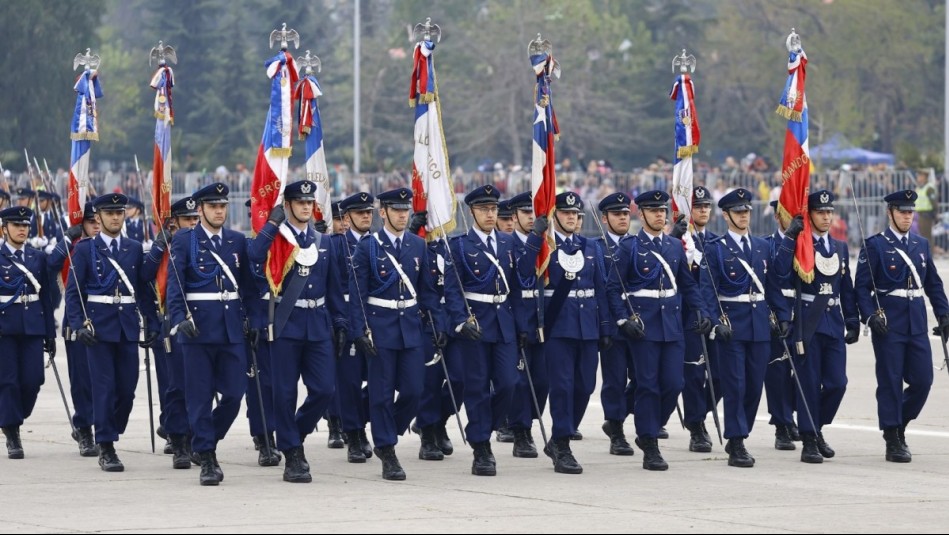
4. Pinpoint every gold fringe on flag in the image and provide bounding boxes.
[677,145,699,159]
[265,246,300,297]
[298,126,311,140]
[793,256,815,284]
[70,132,99,141]
[269,147,292,158]
[775,105,802,122]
